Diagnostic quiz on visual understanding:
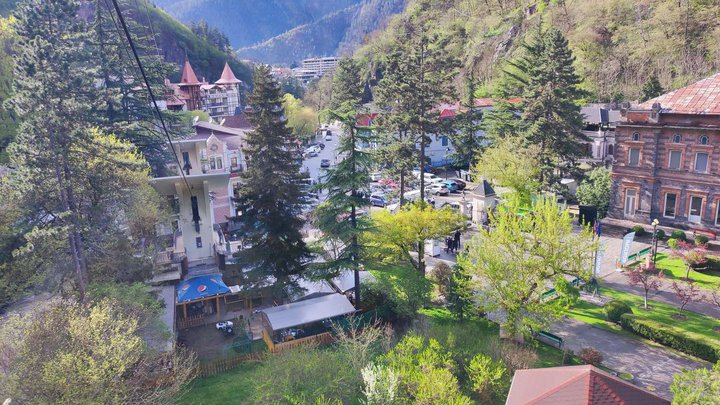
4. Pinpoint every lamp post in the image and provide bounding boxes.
[444,147,450,179]
[651,218,660,265]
